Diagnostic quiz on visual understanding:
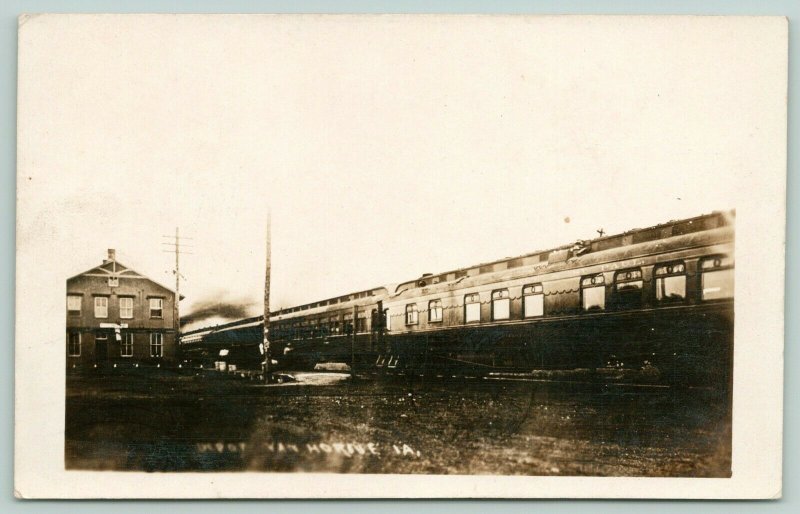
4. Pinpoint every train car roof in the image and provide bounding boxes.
[181,315,264,338]
[389,224,734,299]
[393,210,735,294]
[270,286,389,319]
[183,209,734,331]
